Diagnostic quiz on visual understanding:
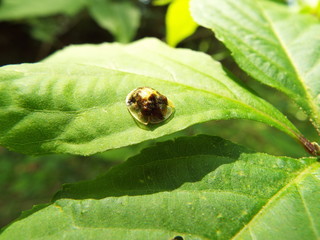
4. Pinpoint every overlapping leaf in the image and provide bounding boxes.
[1,135,319,239]
[0,38,302,155]
[191,0,320,133]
